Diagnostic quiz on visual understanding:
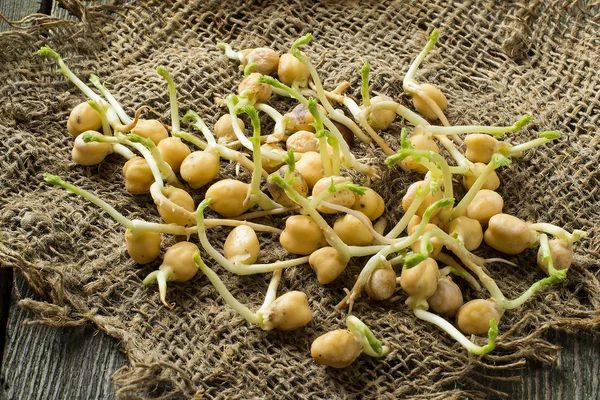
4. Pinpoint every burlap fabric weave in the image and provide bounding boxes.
[1,0,599,398]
